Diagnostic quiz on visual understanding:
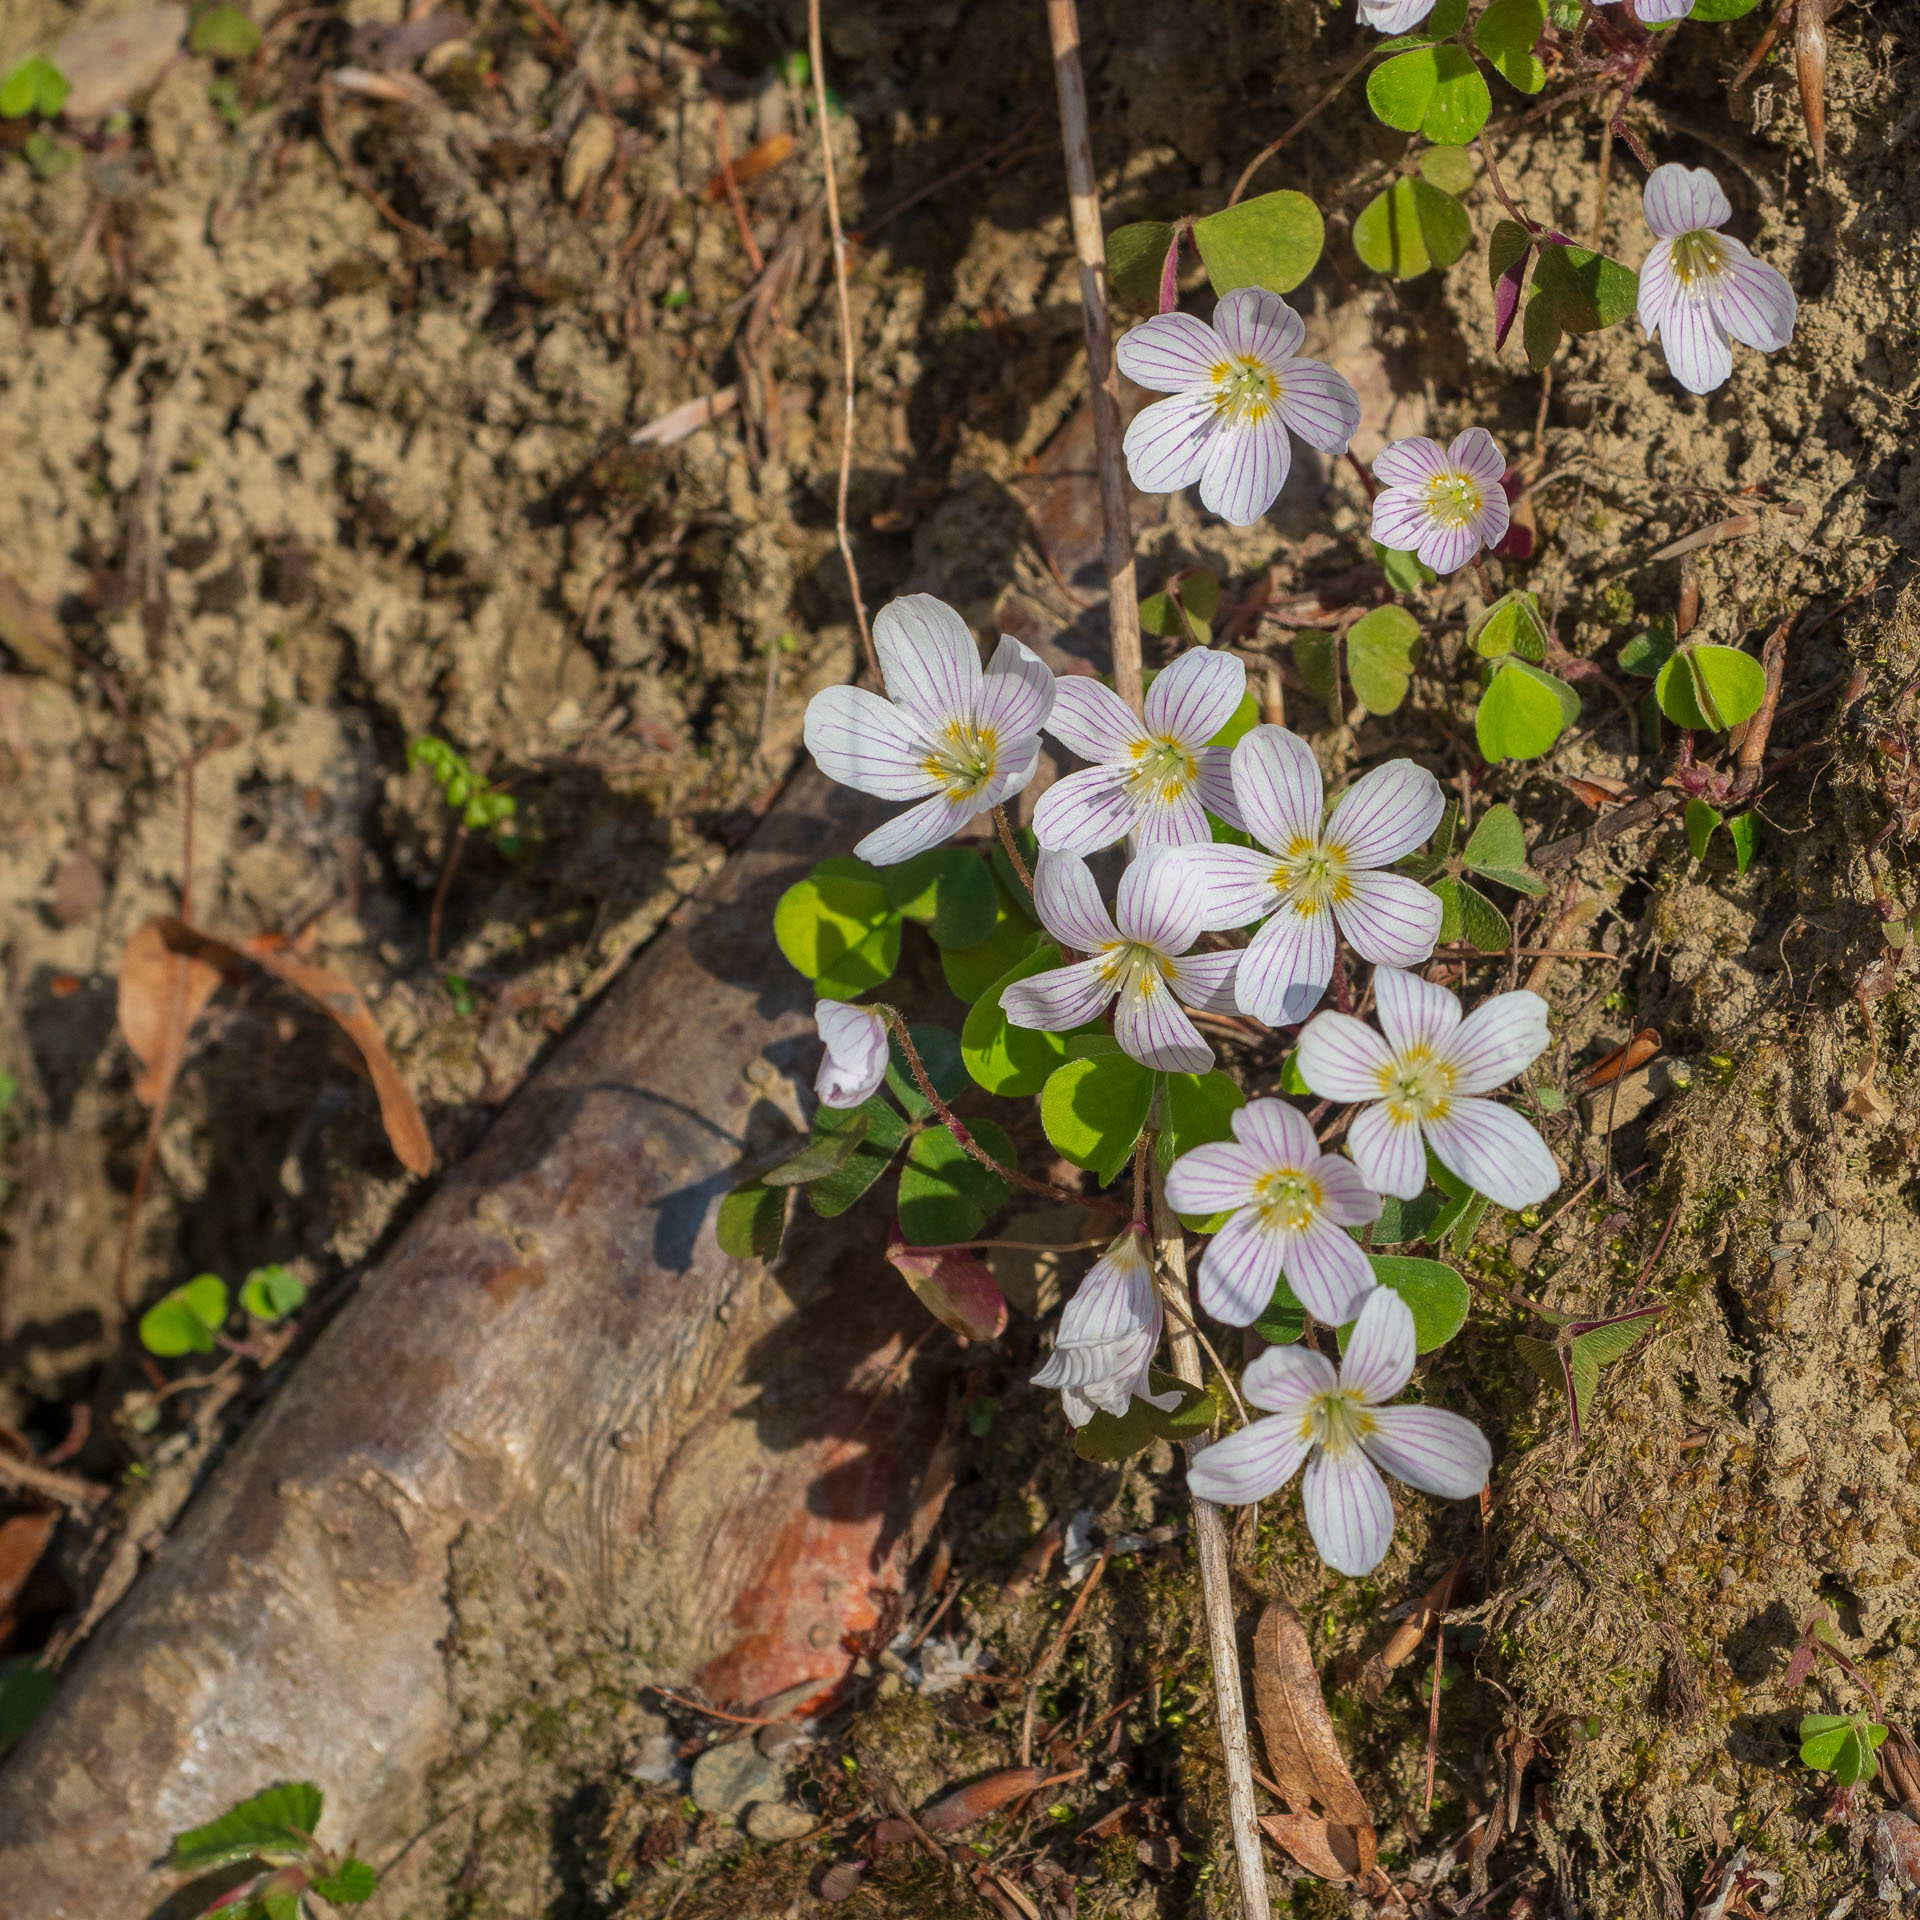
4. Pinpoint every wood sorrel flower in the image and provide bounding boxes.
[1370,428,1511,575]
[1356,0,1439,28]
[803,594,1055,866]
[1034,649,1246,855]
[1032,1228,1182,1427]
[1590,0,1691,22]
[1176,726,1445,1024]
[1186,1287,1491,1576]
[813,1000,888,1109]
[1163,1098,1380,1327]
[1636,163,1797,395]
[999,850,1240,1075]
[1295,968,1558,1209]
[1116,289,1363,528]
